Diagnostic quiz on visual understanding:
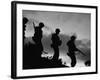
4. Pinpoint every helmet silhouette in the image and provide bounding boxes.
[71,35,76,40]
[55,28,60,34]
[39,22,44,28]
